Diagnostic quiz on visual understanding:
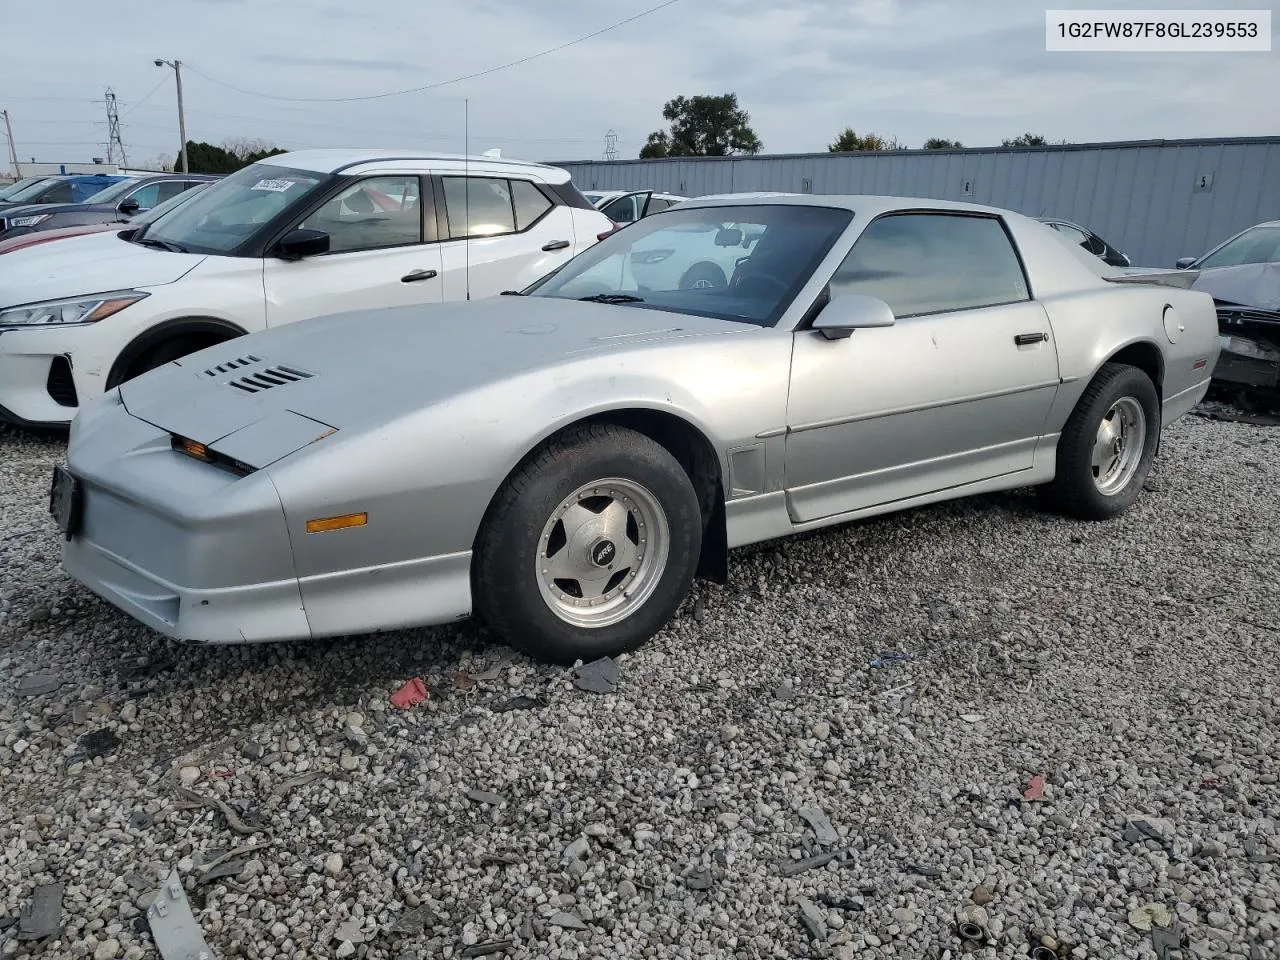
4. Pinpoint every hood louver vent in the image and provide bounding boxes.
[203,355,262,377]
[227,365,316,394]
[198,355,317,394]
